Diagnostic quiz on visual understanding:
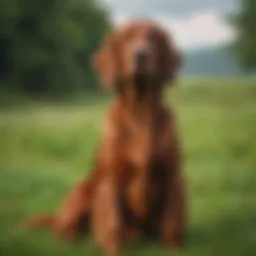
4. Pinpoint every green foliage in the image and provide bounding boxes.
[233,0,256,71]
[0,78,256,255]
[0,0,111,97]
